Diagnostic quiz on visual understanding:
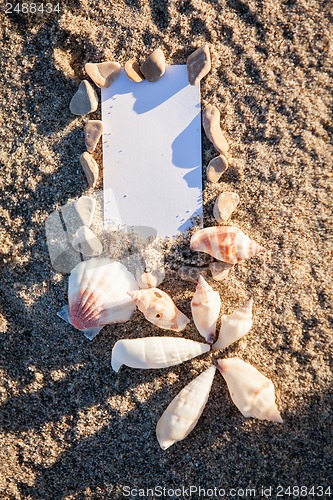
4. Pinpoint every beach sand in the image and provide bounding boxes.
[1,0,332,498]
